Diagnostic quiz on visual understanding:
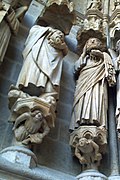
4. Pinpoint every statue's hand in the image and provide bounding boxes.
[91,49,103,58]
[80,157,87,164]
[82,44,87,57]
